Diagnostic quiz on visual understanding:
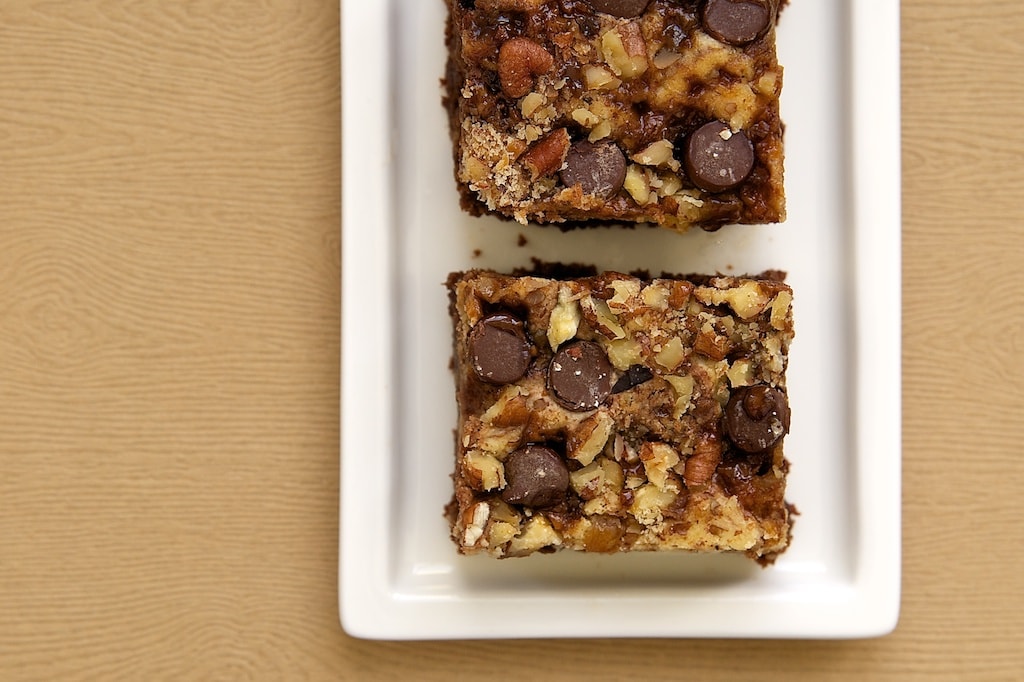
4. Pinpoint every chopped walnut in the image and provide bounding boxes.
[462,502,491,547]
[654,336,686,370]
[726,358,754,388]
[580,296,626,340]
[580,458,625,515]
[607,279,641,310]
[507,516,562,556]
[463,451,505,491]
[601,24,648,80]
[665,374,695,418]
[568,411,615,466]
[520,92,545,117]
[639,442,681,492]
[696,282,770,320]
[641,284,670,310]
[631,140,680,171]
[569,461,604,499]
[606,338,644,370]
[571,107,601,127]
[588,120,613,142]
[583,64,622,90]
[629,484,677,526]
[770,291,793,330]
[481,385,529,425]
[487,521,519,548]
[623,165,651,205]
[547,285,581,350]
